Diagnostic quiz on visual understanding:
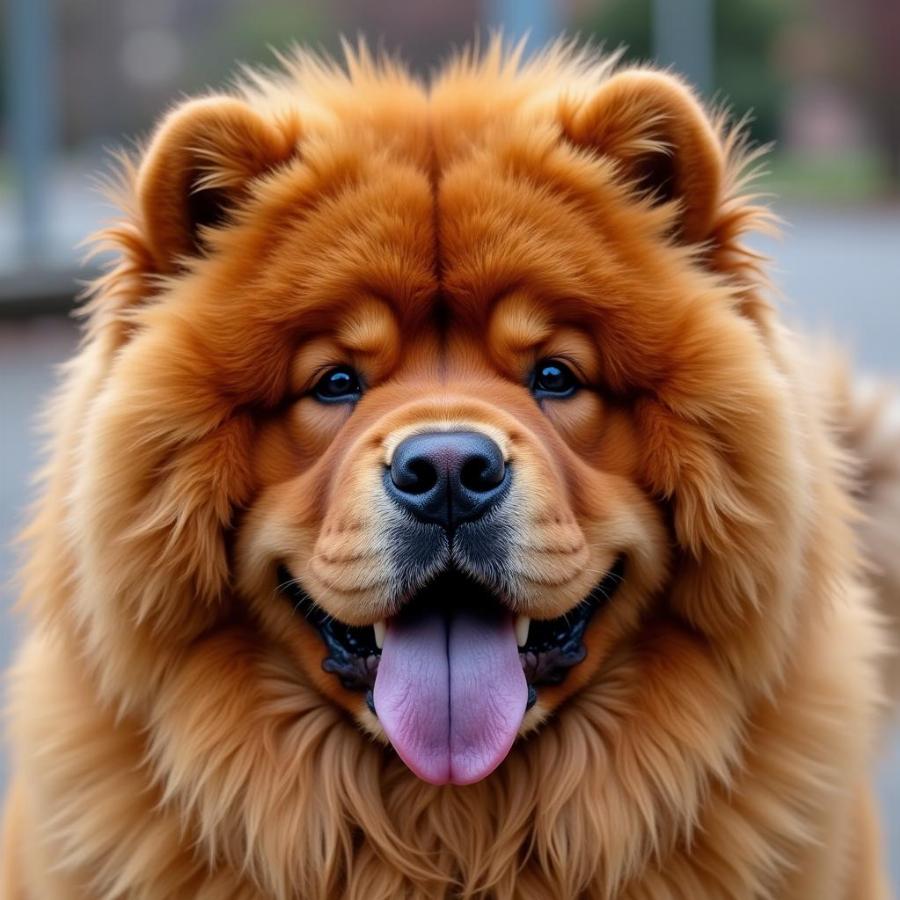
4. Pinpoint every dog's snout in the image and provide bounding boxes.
[386,431,509,529]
